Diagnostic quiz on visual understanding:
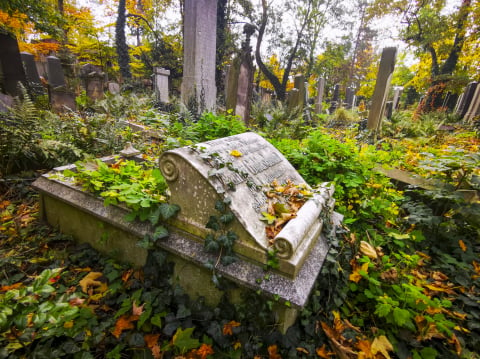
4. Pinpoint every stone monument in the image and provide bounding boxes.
[329,84,340,113]
[367,47,397,131]
[154,67,170,103]
[0,34,27,96]
[315,78,325,114]
[456,82,478,119]
[225,24,255,125]
[46,56,76,112]
[20,52,44,95]
[159,132,335,278]
[181,0,217,113]
[80,63,105,101]
[33,133,339,332]
[464,85,480,123]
